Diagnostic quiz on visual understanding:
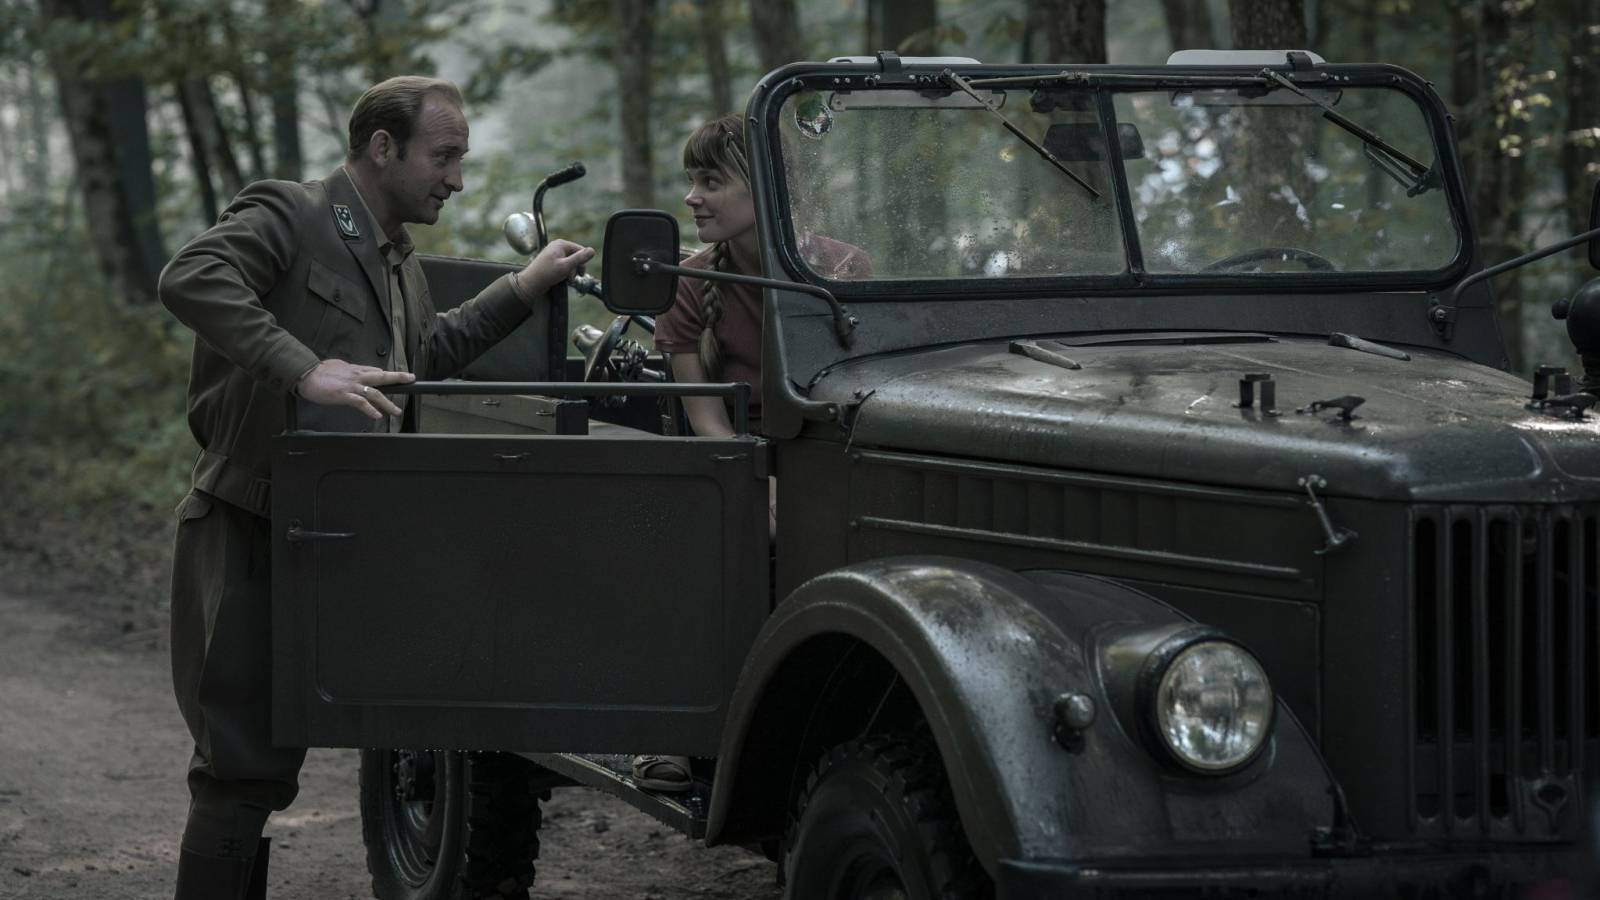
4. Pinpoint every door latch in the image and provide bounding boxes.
[1298,475,1356,556]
